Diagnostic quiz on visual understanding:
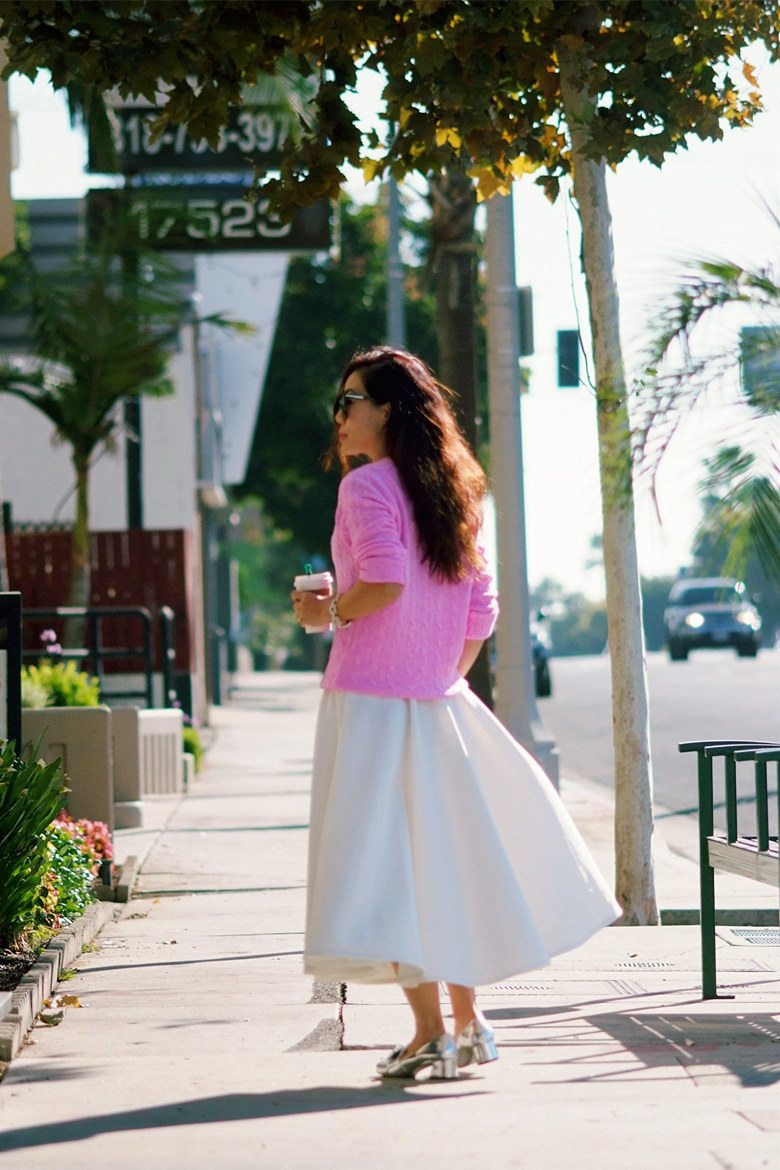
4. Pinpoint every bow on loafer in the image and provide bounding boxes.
[380,1034,458,1080]
[376,1044,405,1074]
[456,1019,498,1068]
